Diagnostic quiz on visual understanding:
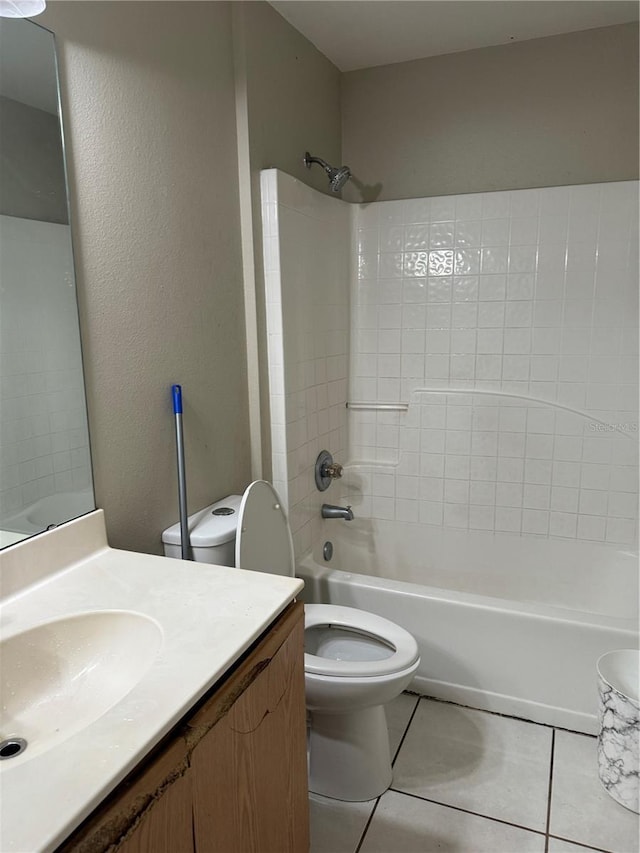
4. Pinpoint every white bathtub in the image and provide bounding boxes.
[297,521,639,734]
[0,489,94,537]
